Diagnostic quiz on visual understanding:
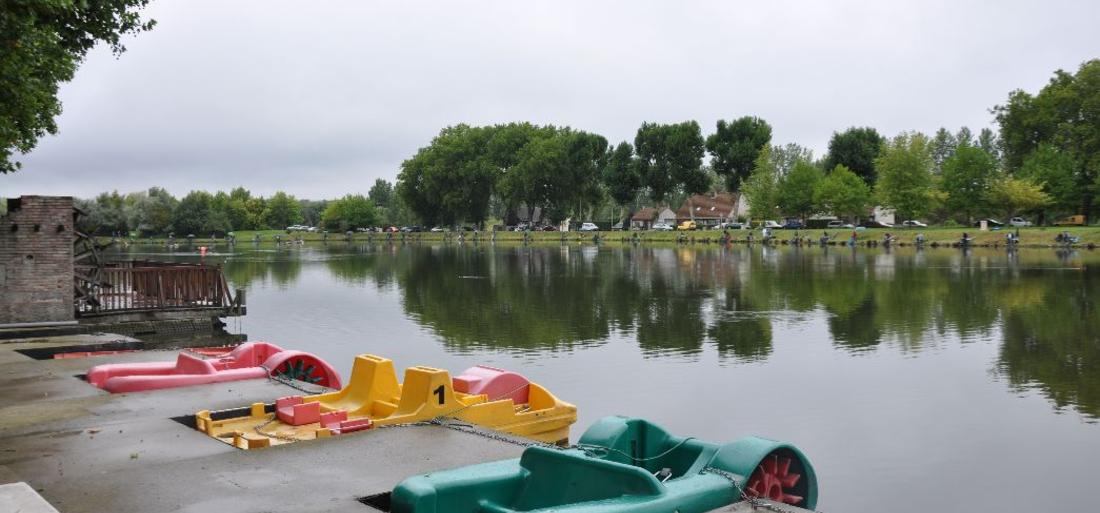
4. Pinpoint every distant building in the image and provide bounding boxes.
[675,193,747,228]
[871,206,896,226]
[630,207,677,230]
